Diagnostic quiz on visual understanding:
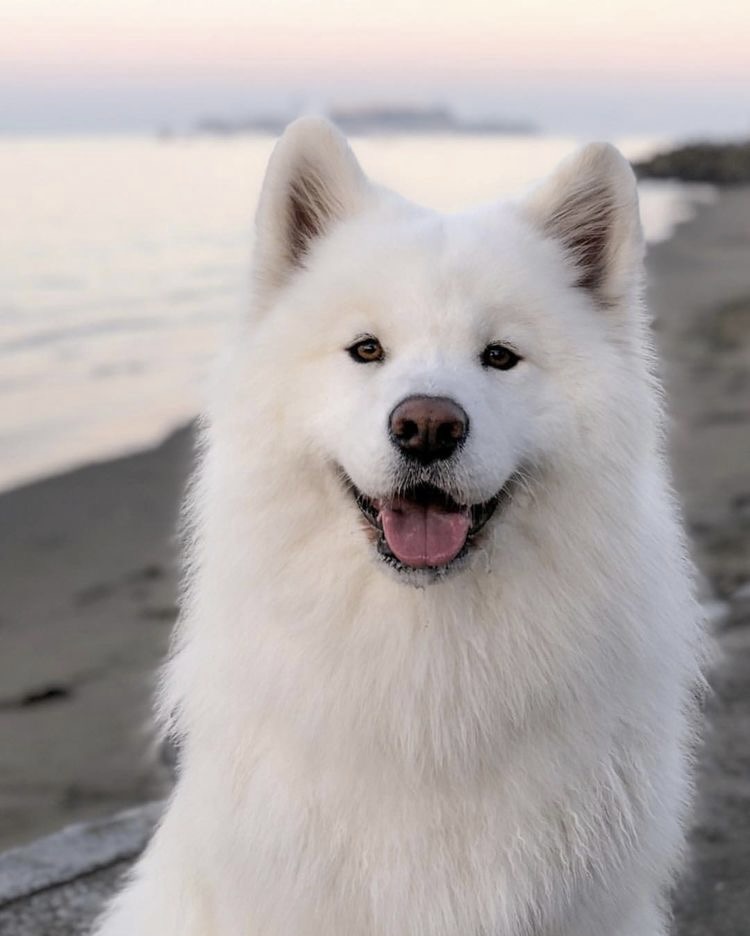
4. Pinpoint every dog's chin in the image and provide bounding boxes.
[340,474,516,586]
